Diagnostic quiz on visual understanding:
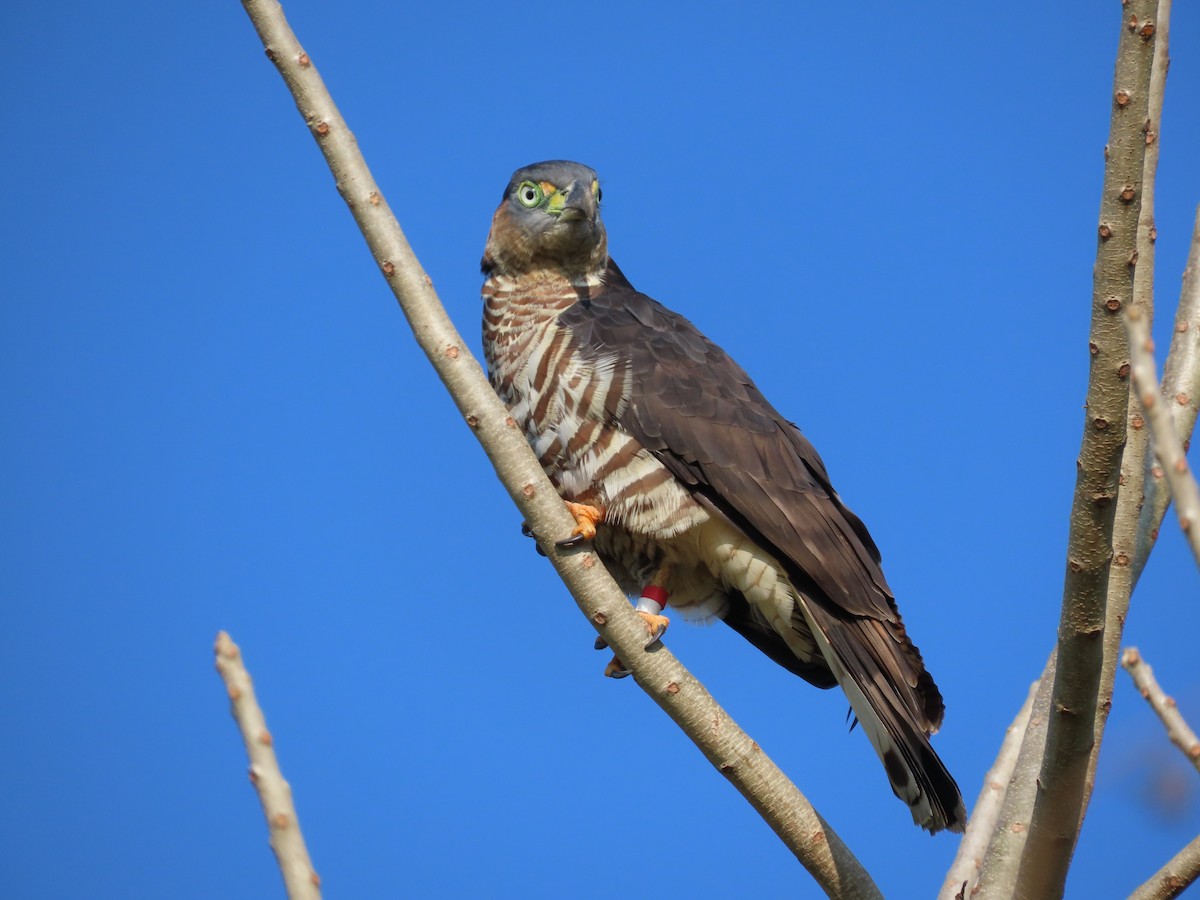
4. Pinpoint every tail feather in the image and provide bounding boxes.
[799,597,966,833]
